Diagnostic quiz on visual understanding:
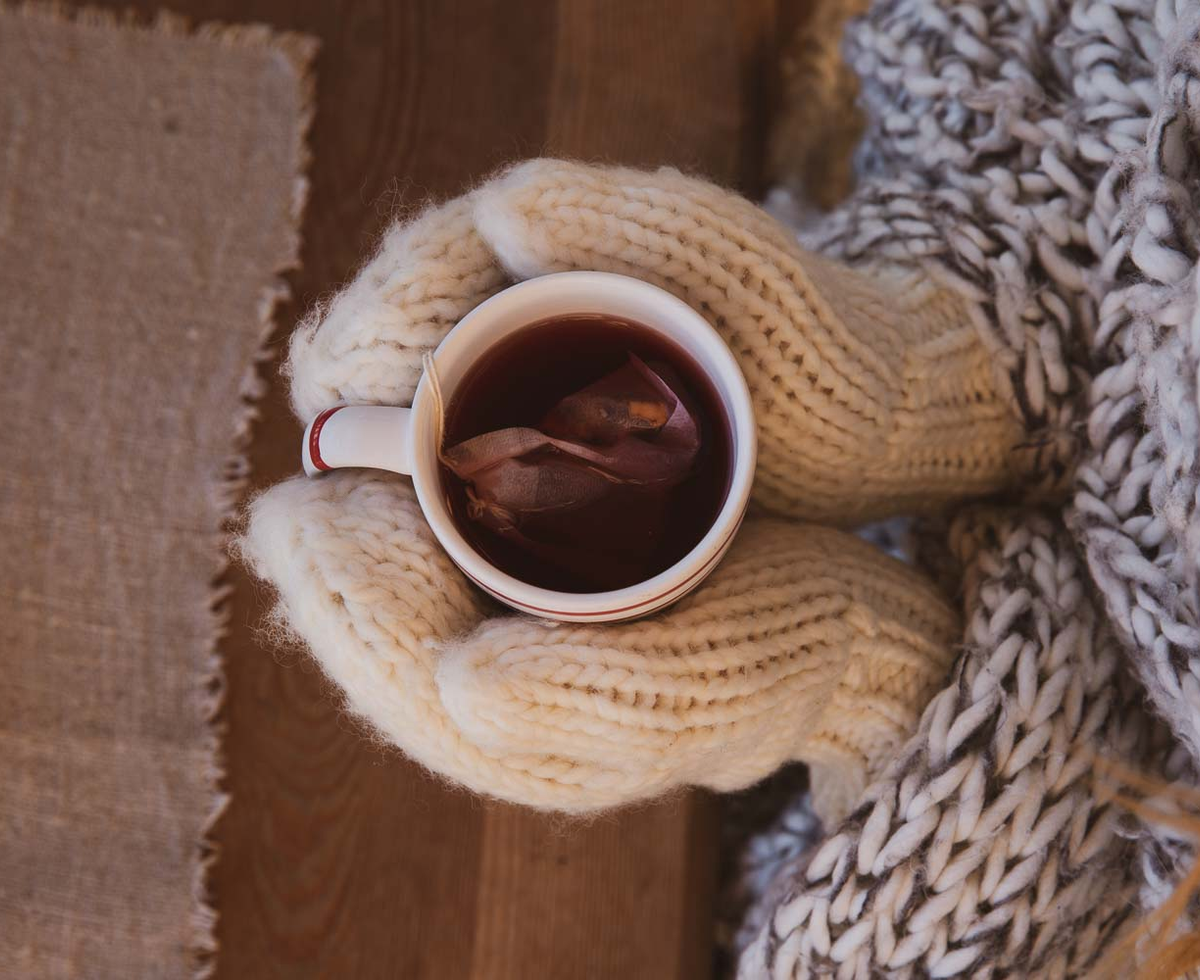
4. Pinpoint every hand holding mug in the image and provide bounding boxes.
[240,160,1023,821]
[299,272,757,622]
